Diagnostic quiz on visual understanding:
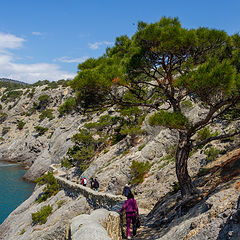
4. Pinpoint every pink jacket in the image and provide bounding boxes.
[119,198,138,215]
